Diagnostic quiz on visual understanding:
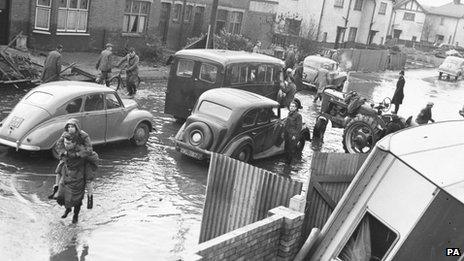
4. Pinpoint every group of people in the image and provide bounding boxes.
[41,43,140,96]
[48,119,99,224]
